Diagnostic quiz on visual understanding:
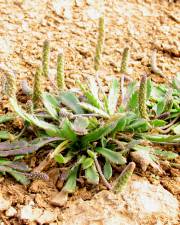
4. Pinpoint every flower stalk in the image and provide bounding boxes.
[139,75,149,120]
